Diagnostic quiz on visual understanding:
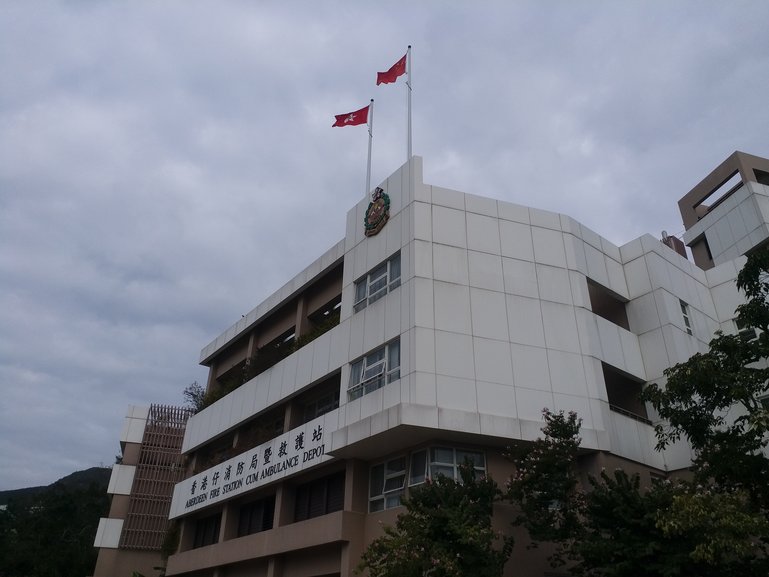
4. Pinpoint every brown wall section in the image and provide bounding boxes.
[93,547,165,577]
[109,494,131,519]
[166,510,361,575]
[679,151,769,229]
[122,442,142,465]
